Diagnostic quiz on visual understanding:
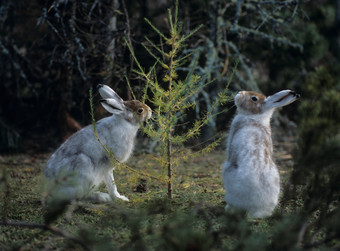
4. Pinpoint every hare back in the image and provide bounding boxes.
[45,115,139,178]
